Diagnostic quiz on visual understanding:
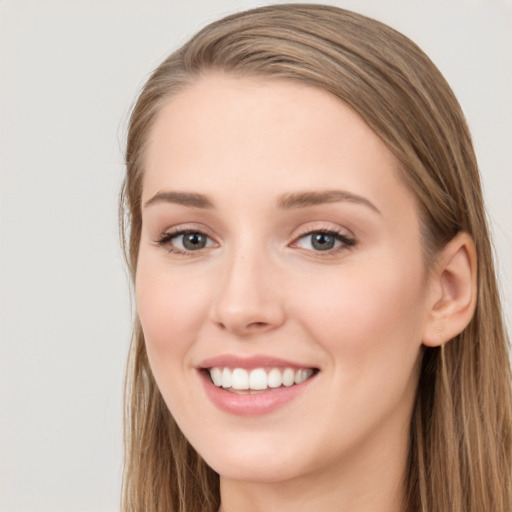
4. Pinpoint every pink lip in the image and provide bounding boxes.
[197,355,318,416]
[198,354,314,370]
